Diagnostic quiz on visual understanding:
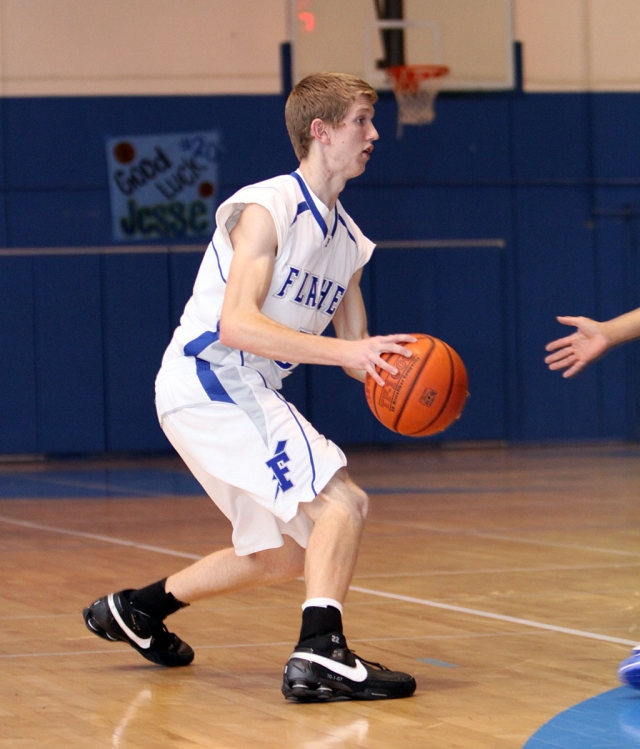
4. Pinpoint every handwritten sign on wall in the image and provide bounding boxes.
[105,130,220,242]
